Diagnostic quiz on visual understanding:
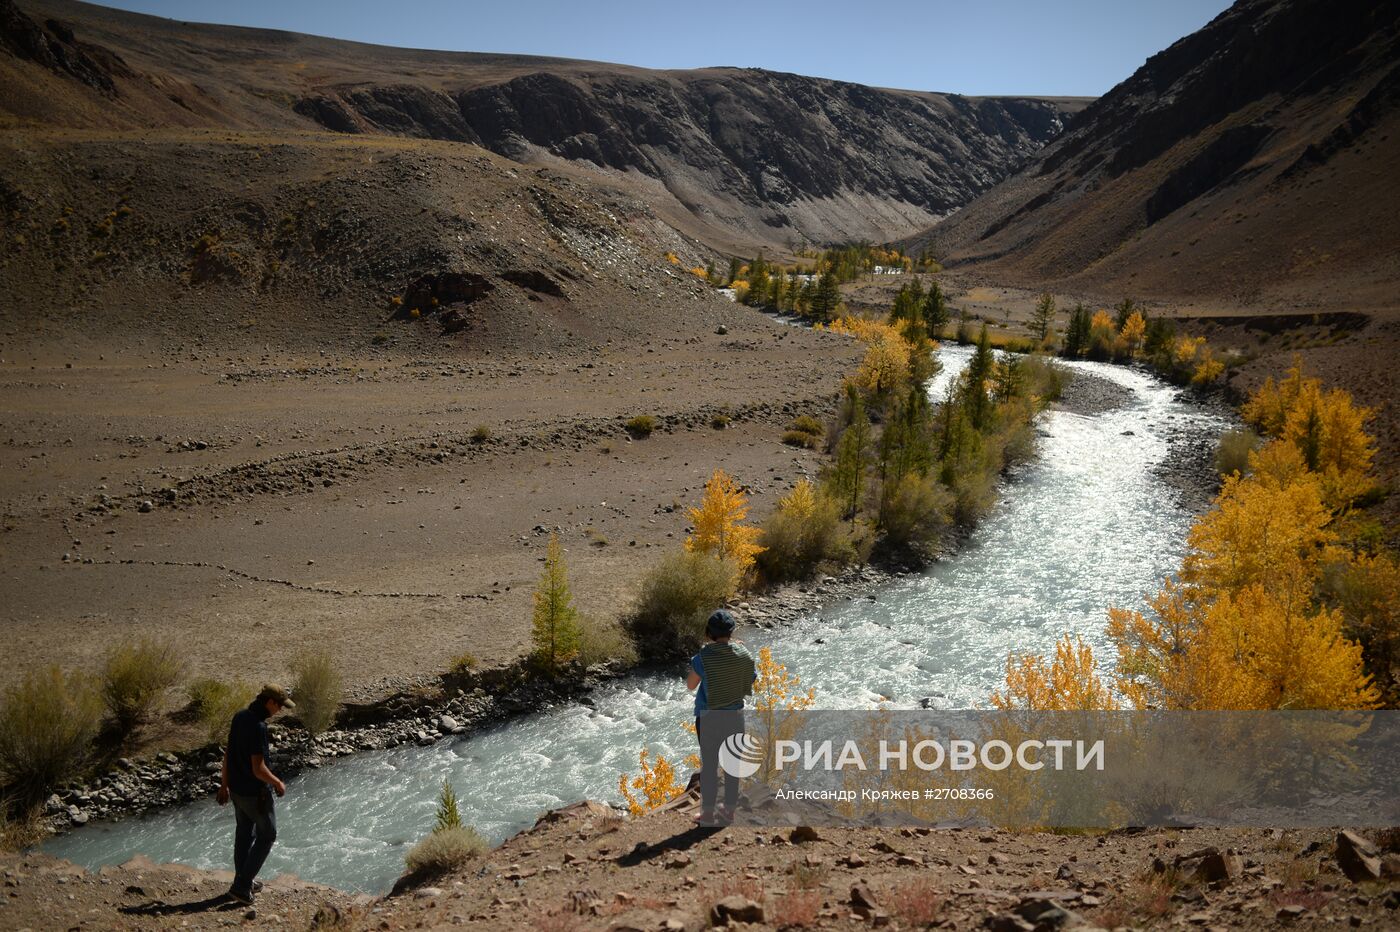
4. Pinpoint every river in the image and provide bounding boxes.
[45,348,1227,893]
